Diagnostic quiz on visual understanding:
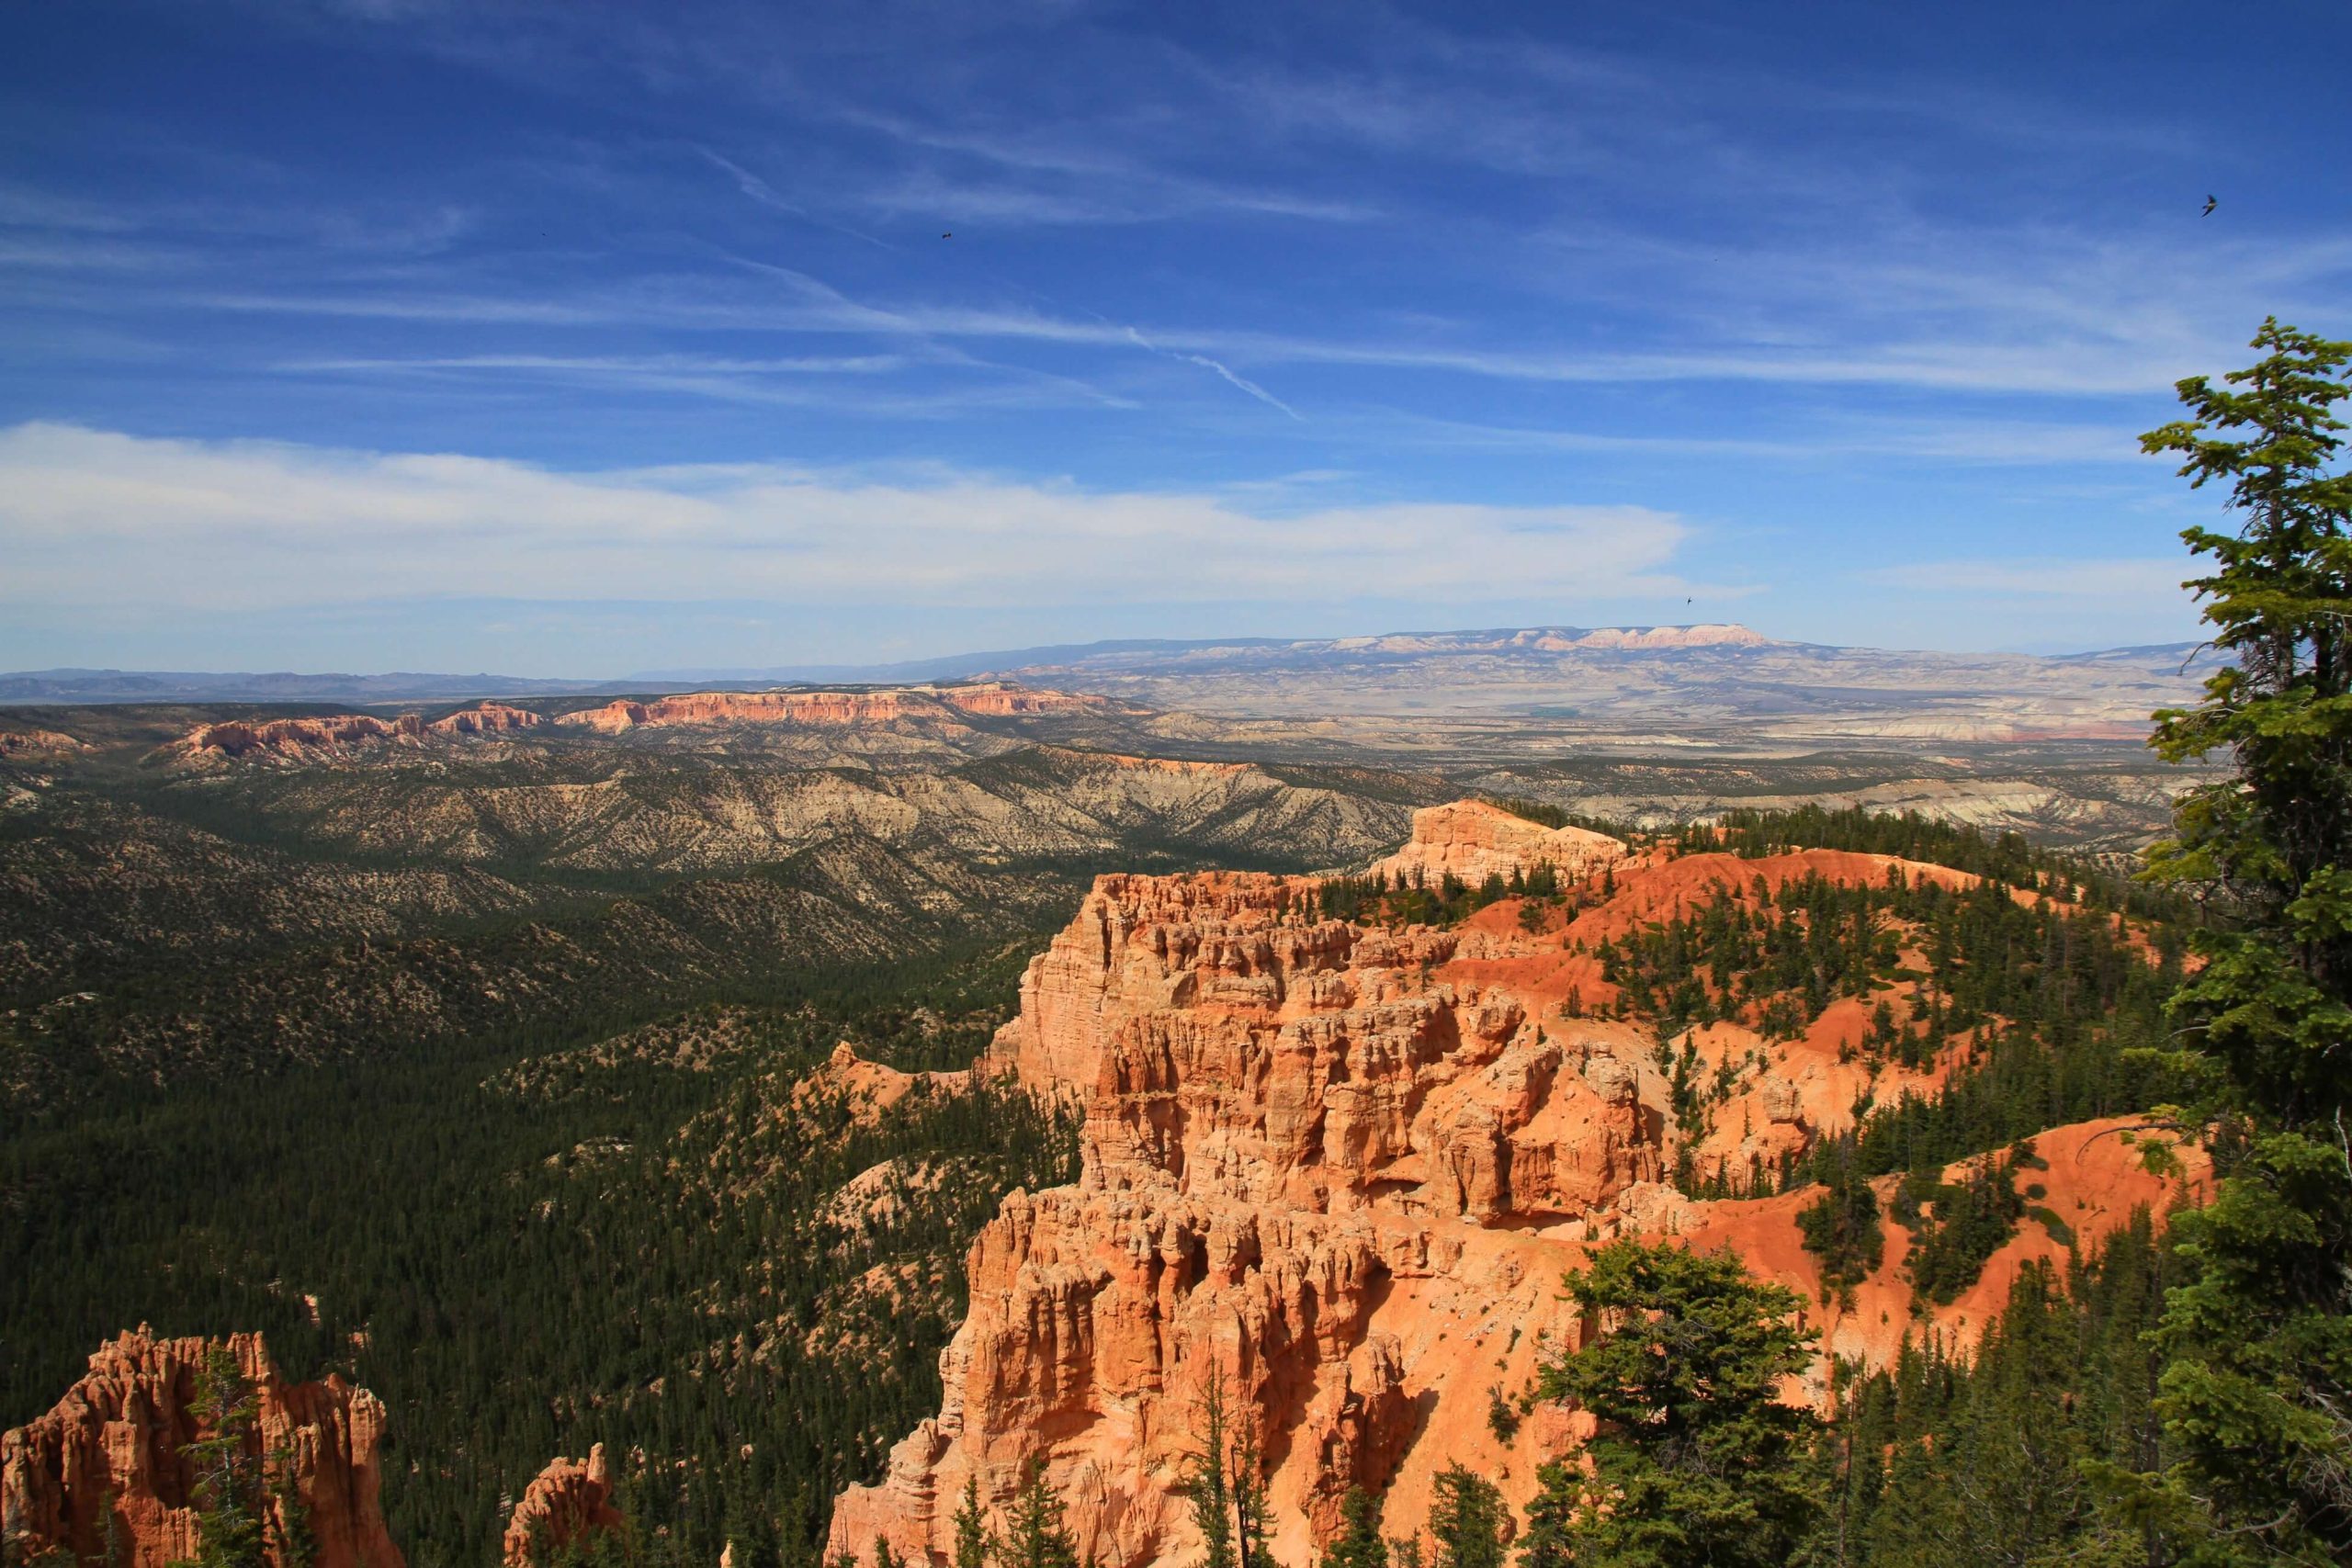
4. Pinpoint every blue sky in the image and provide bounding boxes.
[4,0,2348,675]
